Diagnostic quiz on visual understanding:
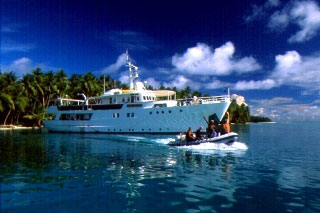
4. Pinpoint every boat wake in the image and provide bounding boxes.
[107,135,248,152]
